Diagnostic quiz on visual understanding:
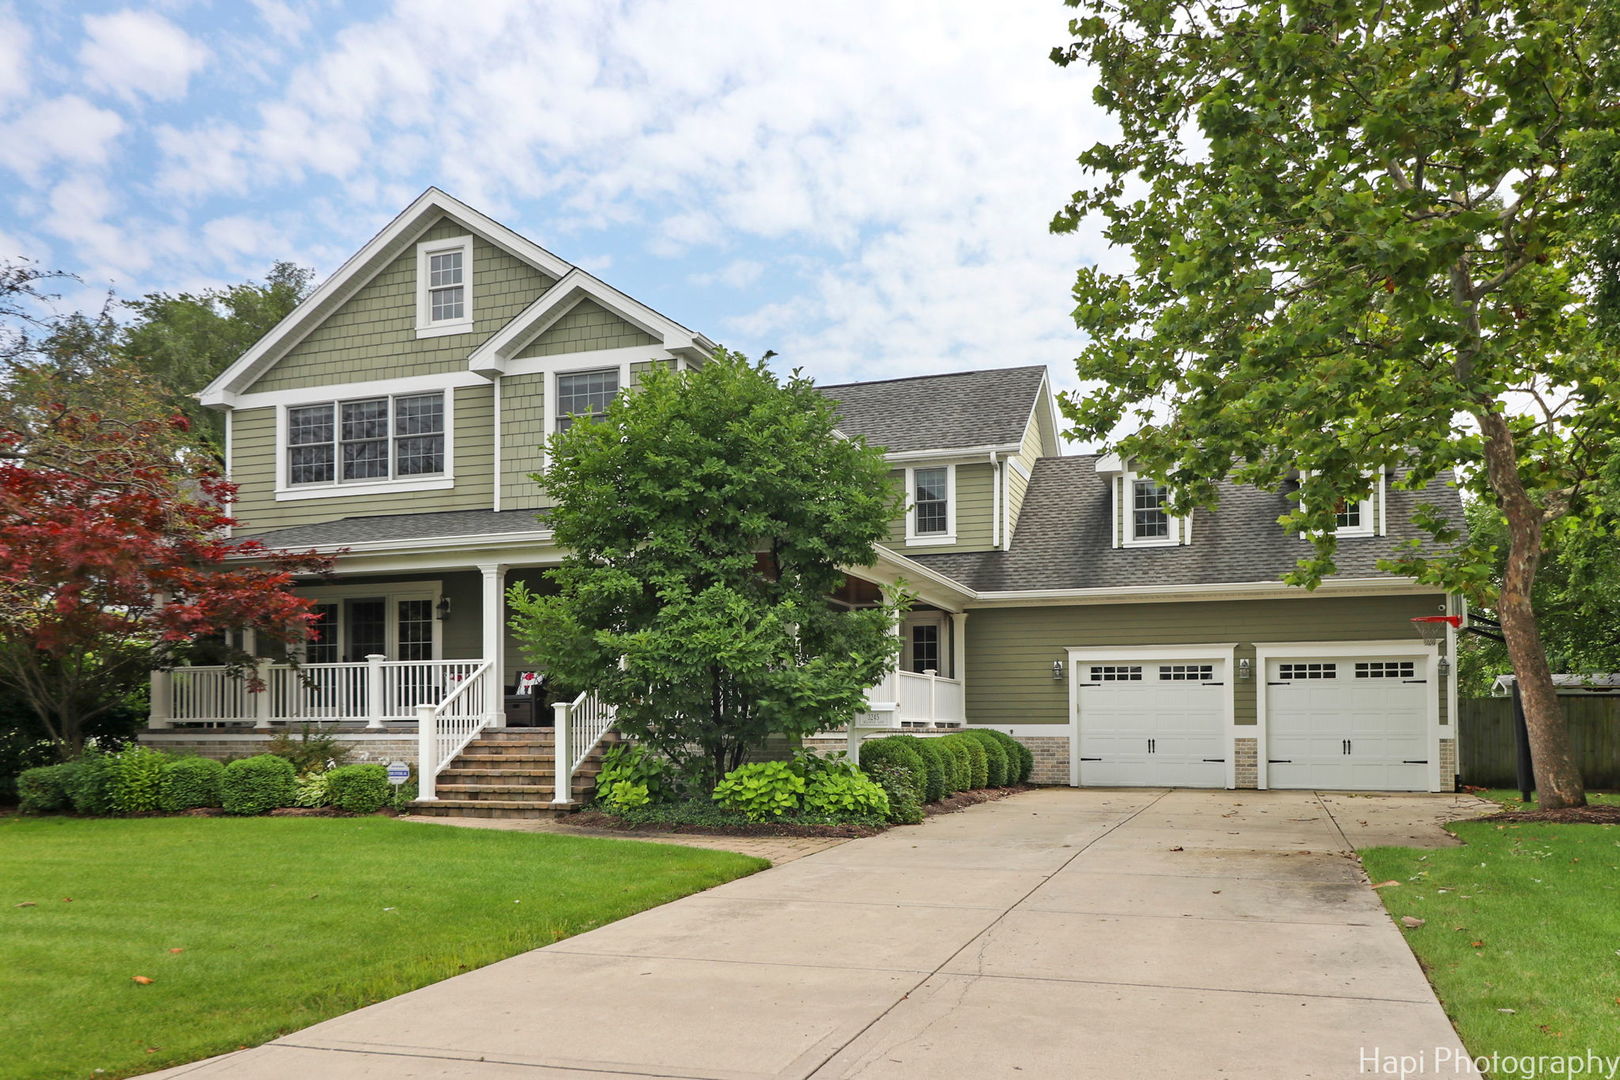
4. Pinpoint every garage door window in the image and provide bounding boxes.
[1355,660,1416,679]
[1279,662,1336,680]
[1159,664,1213,681]
[1090,665,1143,681]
